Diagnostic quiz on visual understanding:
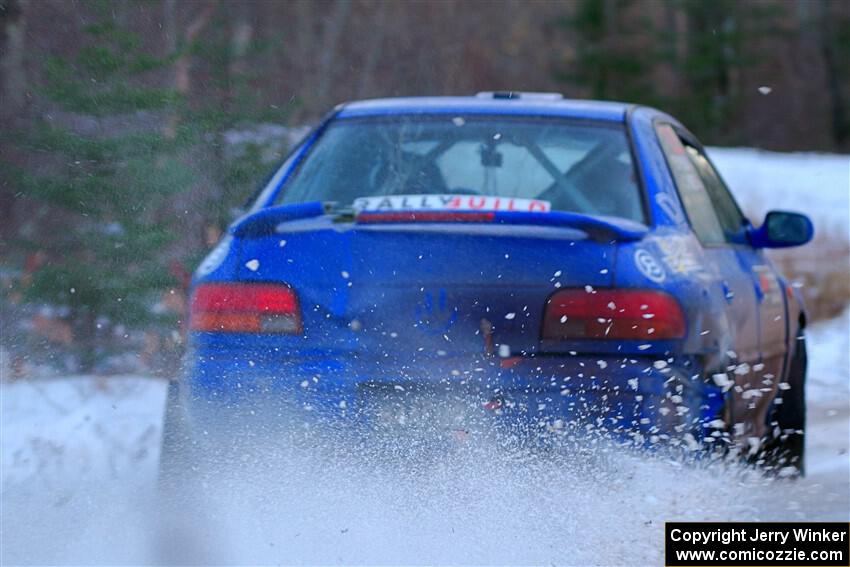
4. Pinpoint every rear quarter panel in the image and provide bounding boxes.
[627,108,741,370]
